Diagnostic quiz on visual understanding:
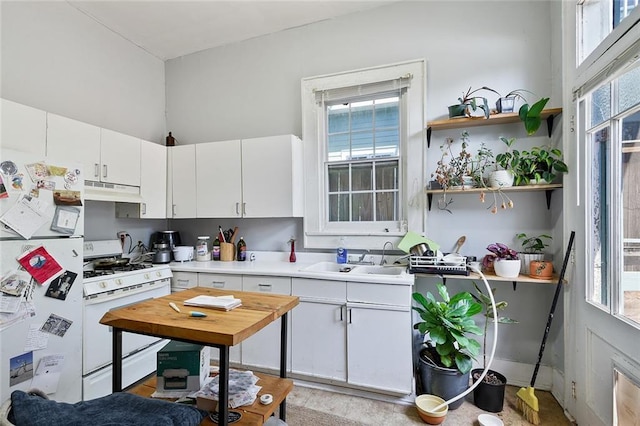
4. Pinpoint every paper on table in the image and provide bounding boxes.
[183,295,242,311]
